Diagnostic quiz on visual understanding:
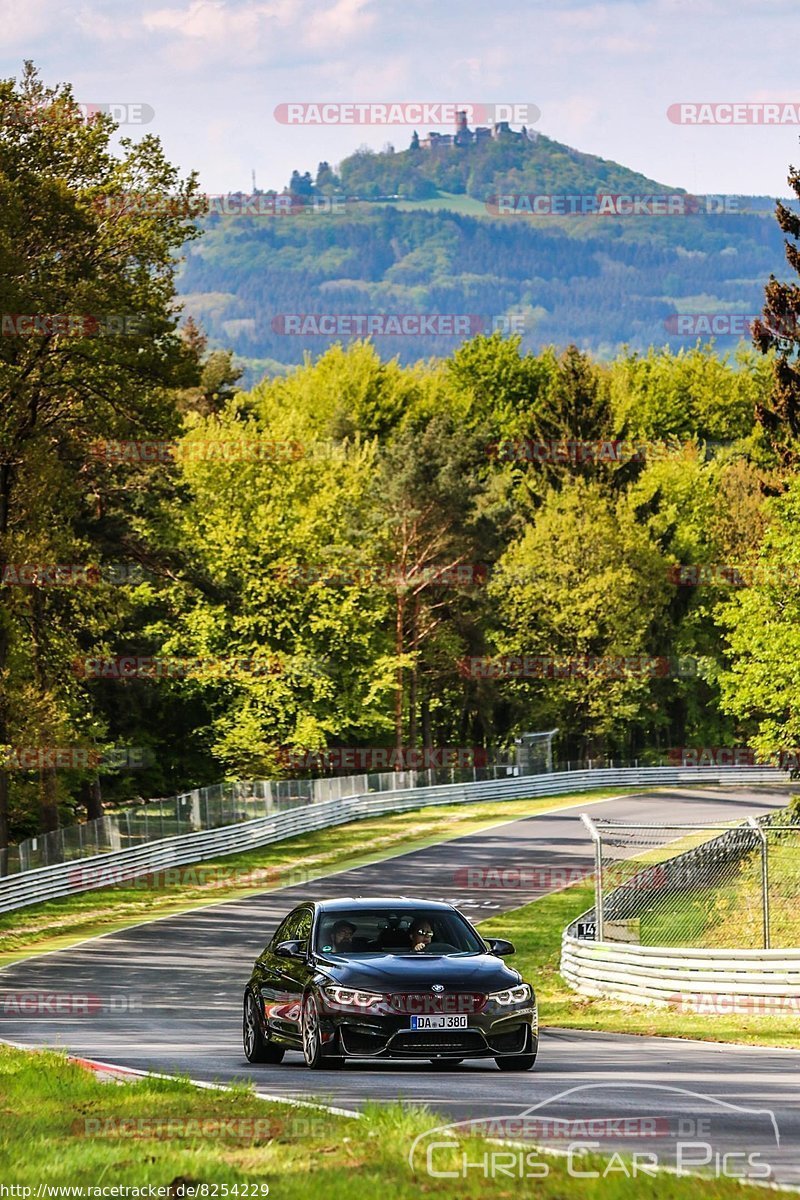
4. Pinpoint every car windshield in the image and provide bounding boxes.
[315,908,486,957]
